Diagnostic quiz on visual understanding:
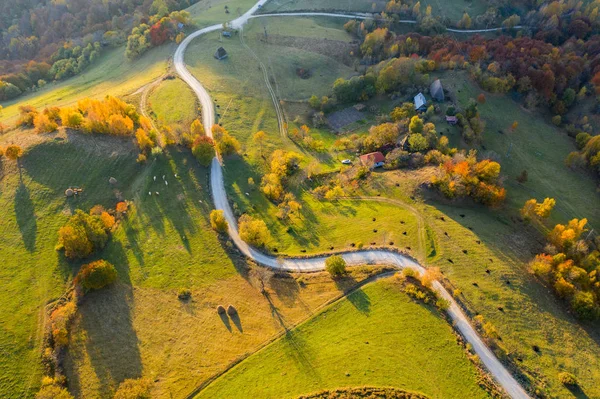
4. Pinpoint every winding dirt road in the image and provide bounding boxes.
[174,6,530,399]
